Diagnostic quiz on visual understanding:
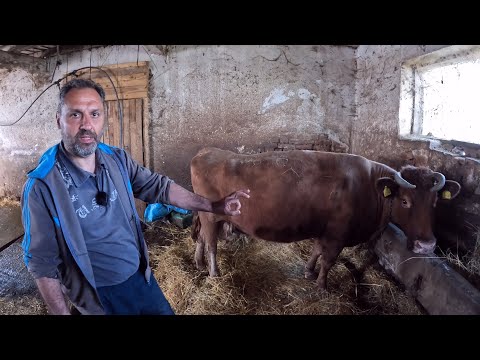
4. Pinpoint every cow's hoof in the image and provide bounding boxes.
[317,287,328,297]
[195,263,207,272]
[304,269,318,280]
[208,269,221,277]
